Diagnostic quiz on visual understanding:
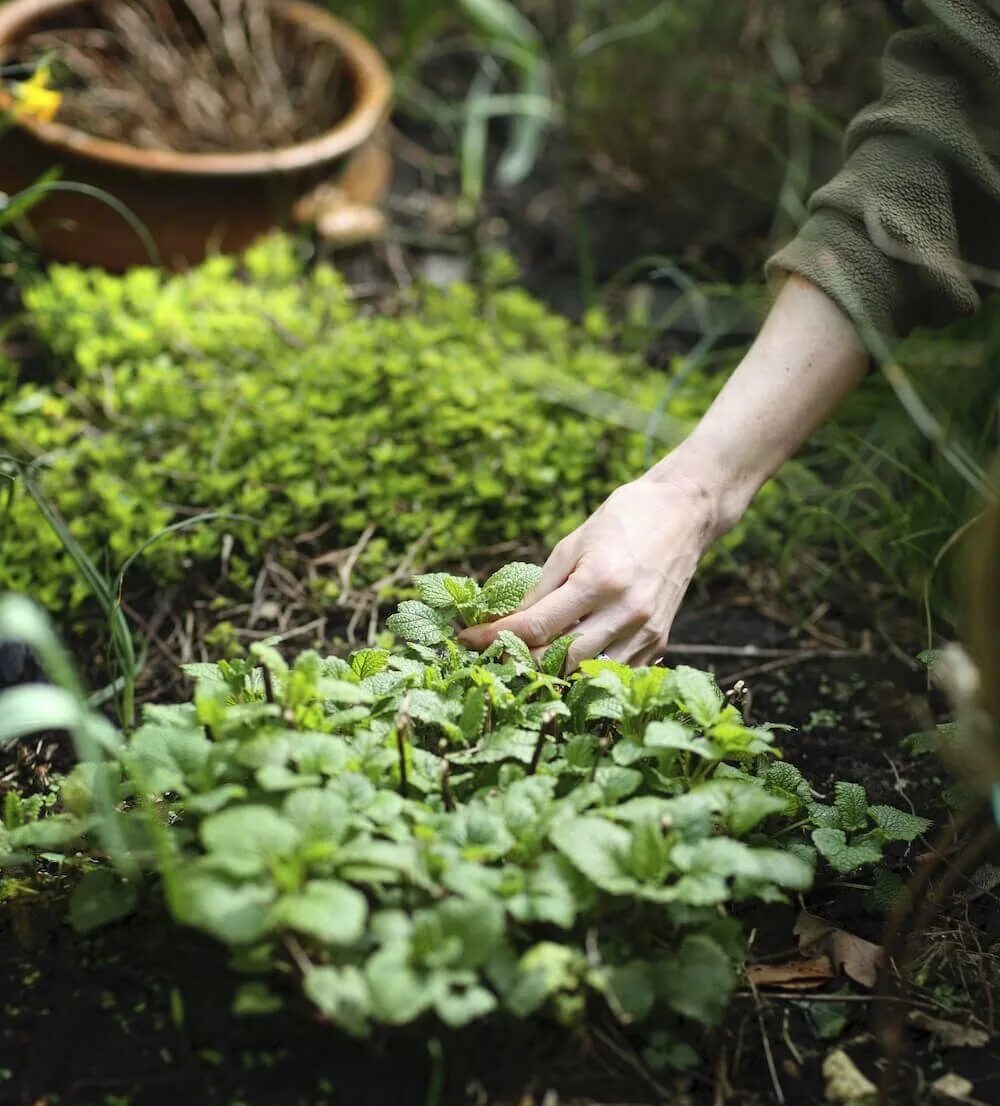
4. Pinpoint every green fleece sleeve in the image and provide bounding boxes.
[766,0,1000,343]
